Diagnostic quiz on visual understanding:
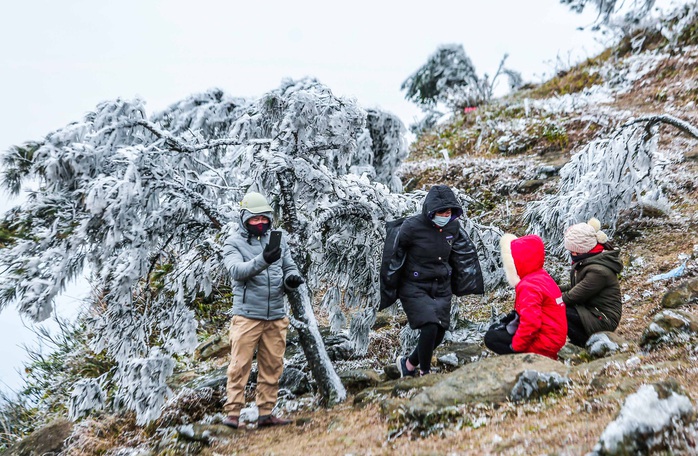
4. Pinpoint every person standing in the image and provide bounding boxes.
[221,192,305,429]
[380,185,484,377]
[560,218,623,347]
[484,233,567,360]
